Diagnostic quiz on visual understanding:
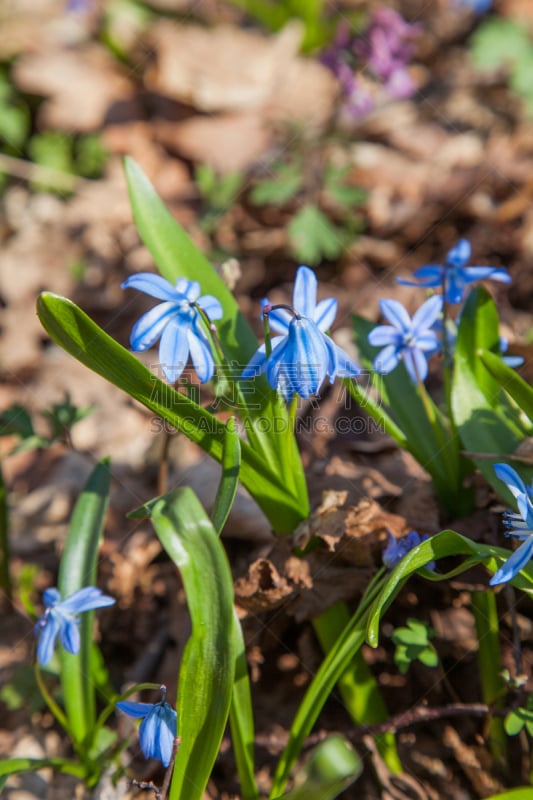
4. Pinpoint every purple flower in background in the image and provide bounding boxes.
[117,685,177,767]
[34,587,115,666]
[368,296,442,382]
[242,266,360,399]
[490,464,533,586]
[383,530,434,569]
[397,239,511,304]
[355,8,421,98]
[122,273,223,384]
